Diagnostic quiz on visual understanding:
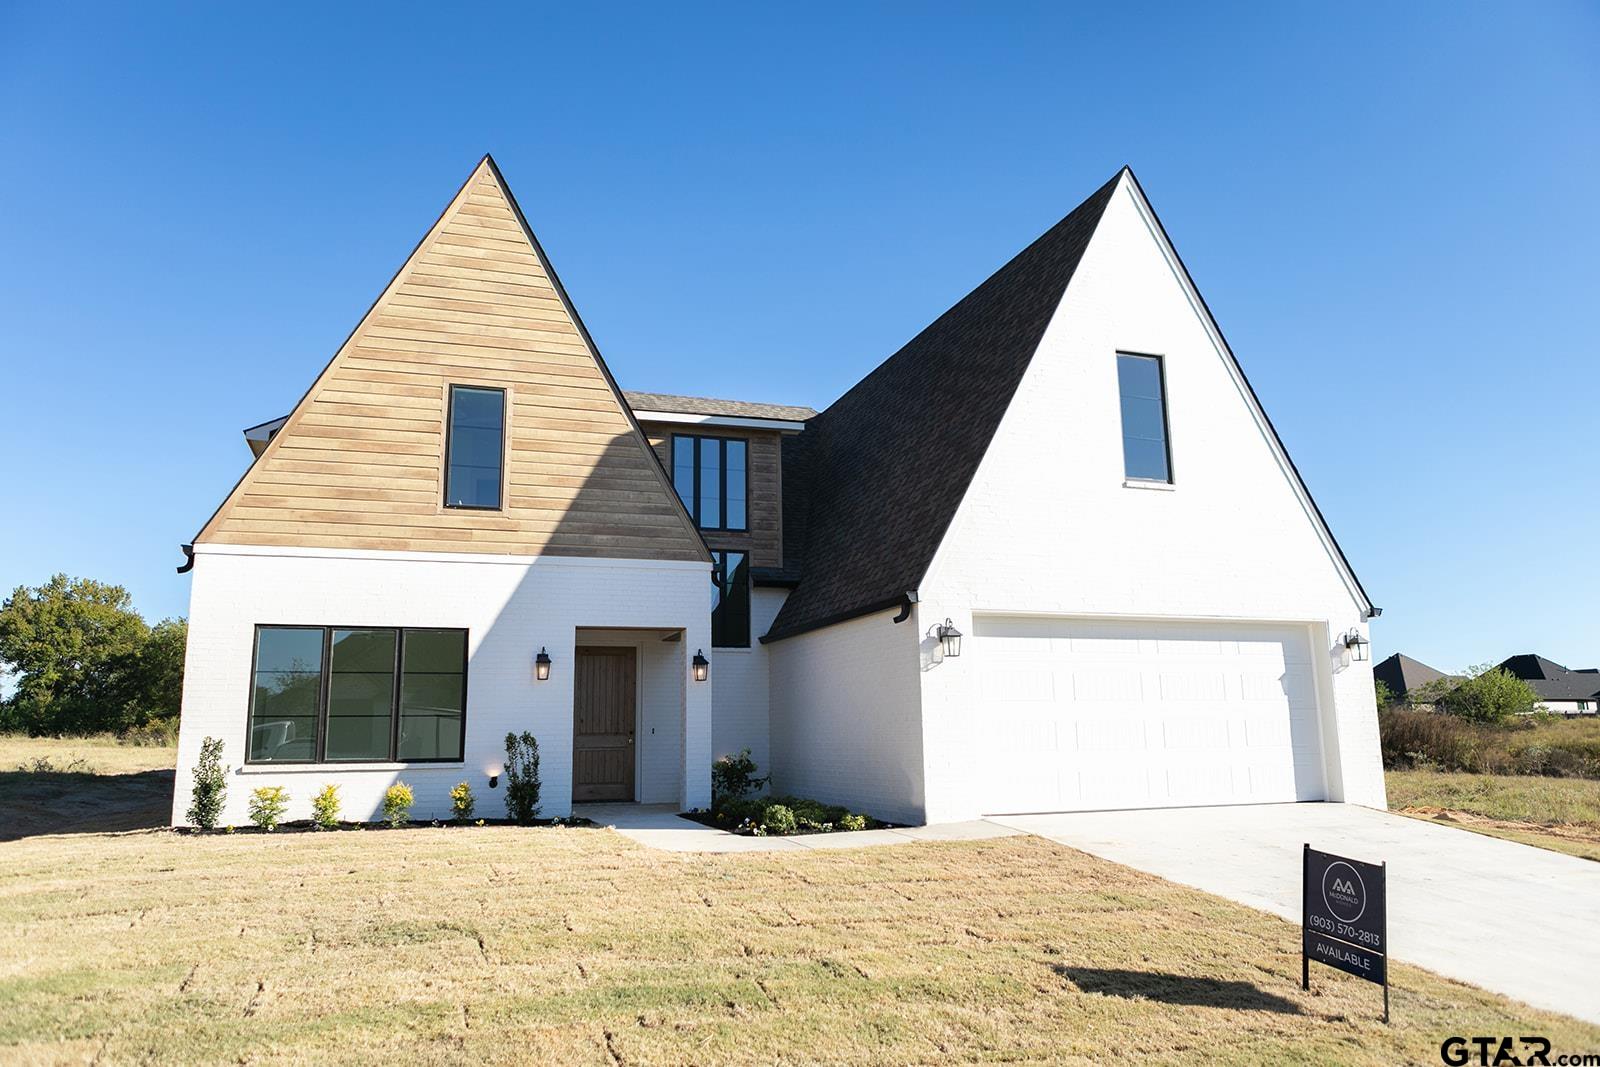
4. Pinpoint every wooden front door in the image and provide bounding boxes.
[572,646,637,802]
